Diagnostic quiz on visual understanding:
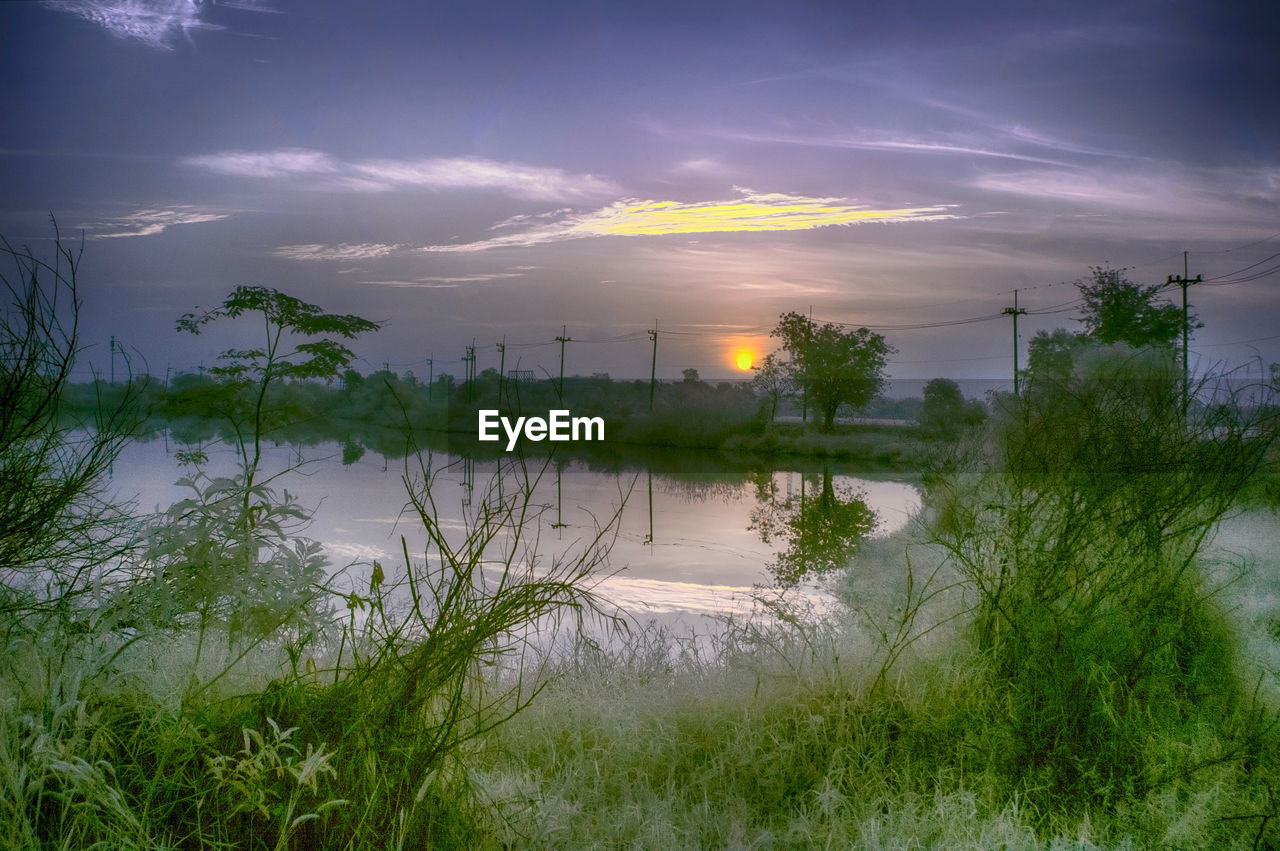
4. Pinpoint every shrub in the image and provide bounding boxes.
[927,344,1279,816]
